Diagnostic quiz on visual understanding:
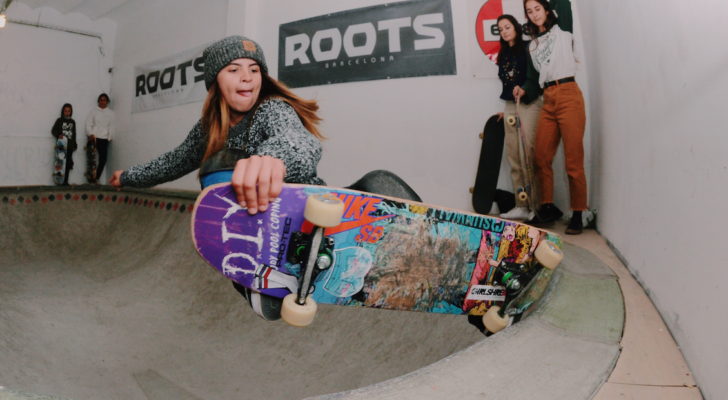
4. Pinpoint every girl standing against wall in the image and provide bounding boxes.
[495,15,542,221]
[516,0,587,234]
[51,103,78,185]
